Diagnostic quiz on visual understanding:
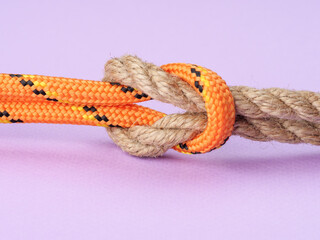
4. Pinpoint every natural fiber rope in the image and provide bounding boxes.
[103,55,320,157]
[104,55,320,124]
[0,55,319,157]
[107,113,320,157]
